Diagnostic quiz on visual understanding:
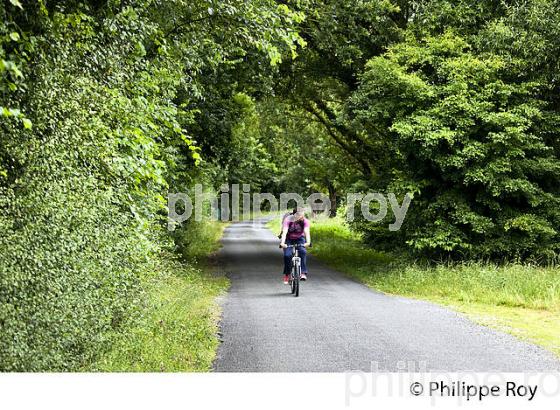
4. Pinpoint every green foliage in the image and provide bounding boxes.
[263,0,560,261]
[214,92,278,189]
[0,2,30,130]
[349,30,560,260]
[0,1,188,371]
[0,0,303,371]
[173,218,228,262]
